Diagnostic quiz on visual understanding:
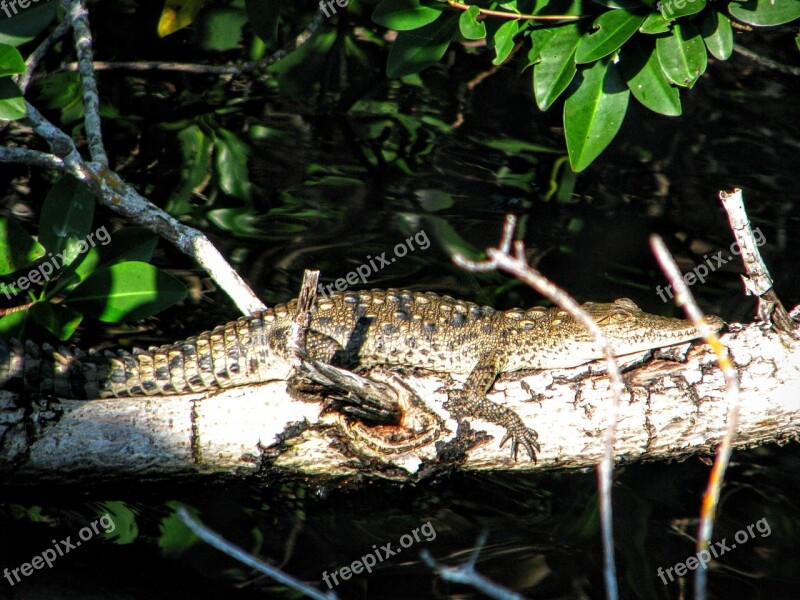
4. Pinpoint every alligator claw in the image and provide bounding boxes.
[500,427,540,463]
